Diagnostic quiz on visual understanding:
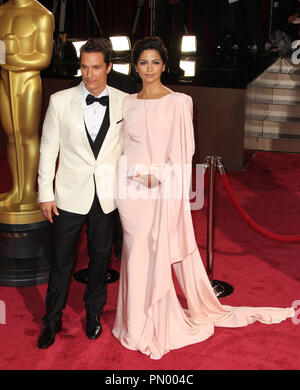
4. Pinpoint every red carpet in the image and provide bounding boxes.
[0,151,299,370]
